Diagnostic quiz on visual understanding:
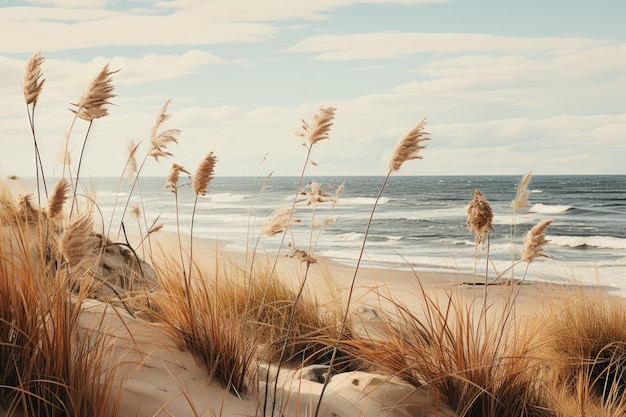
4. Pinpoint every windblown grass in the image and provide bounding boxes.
[544,287,626,414]
[0,189,121,417]
[348,285,553,417]
[5,51,626,417]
